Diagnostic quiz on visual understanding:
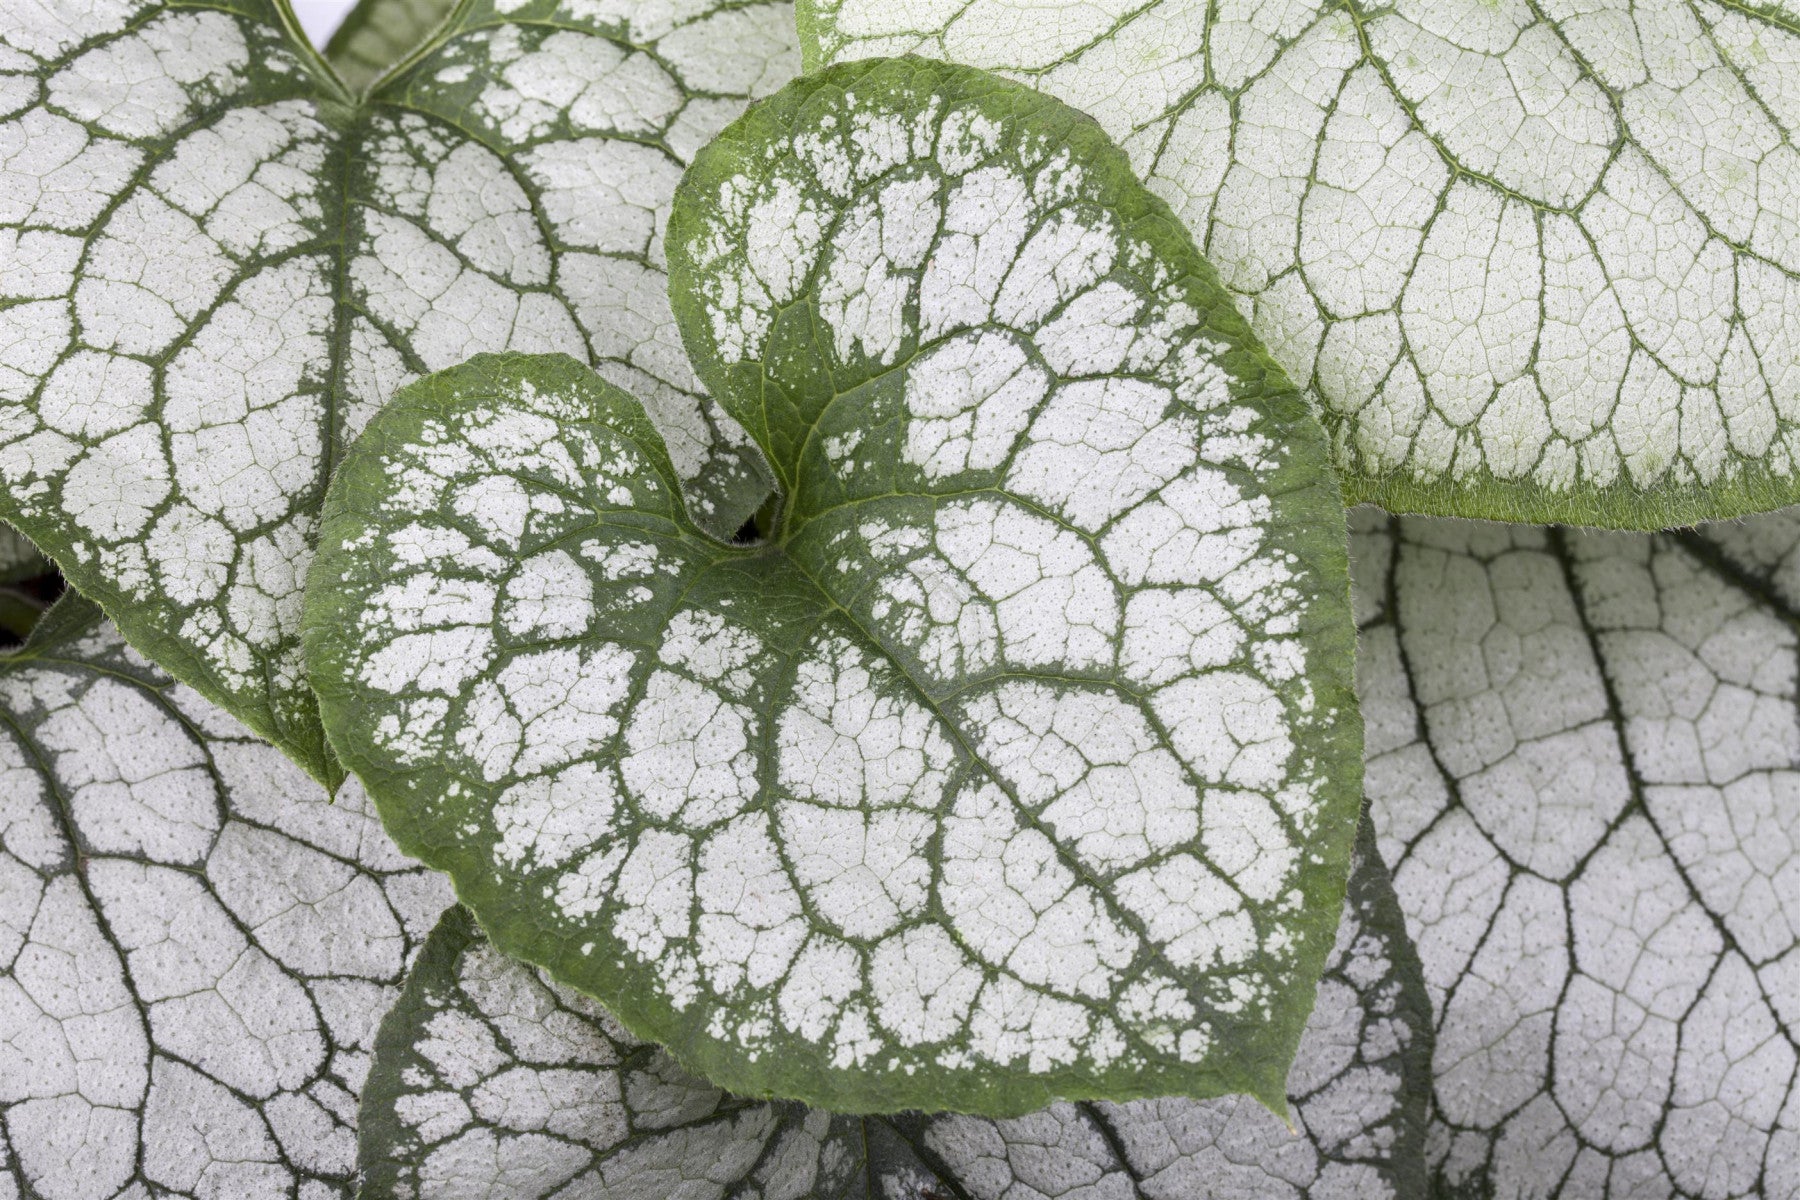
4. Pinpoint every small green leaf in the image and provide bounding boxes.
[803,1,1800,529]
[324,0,461,93]
[0,0,798,783]
[0,598,452,1198]
[308,56,1362,1116]
[1355,505,1800,1197]
[361,817,1430,1198]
